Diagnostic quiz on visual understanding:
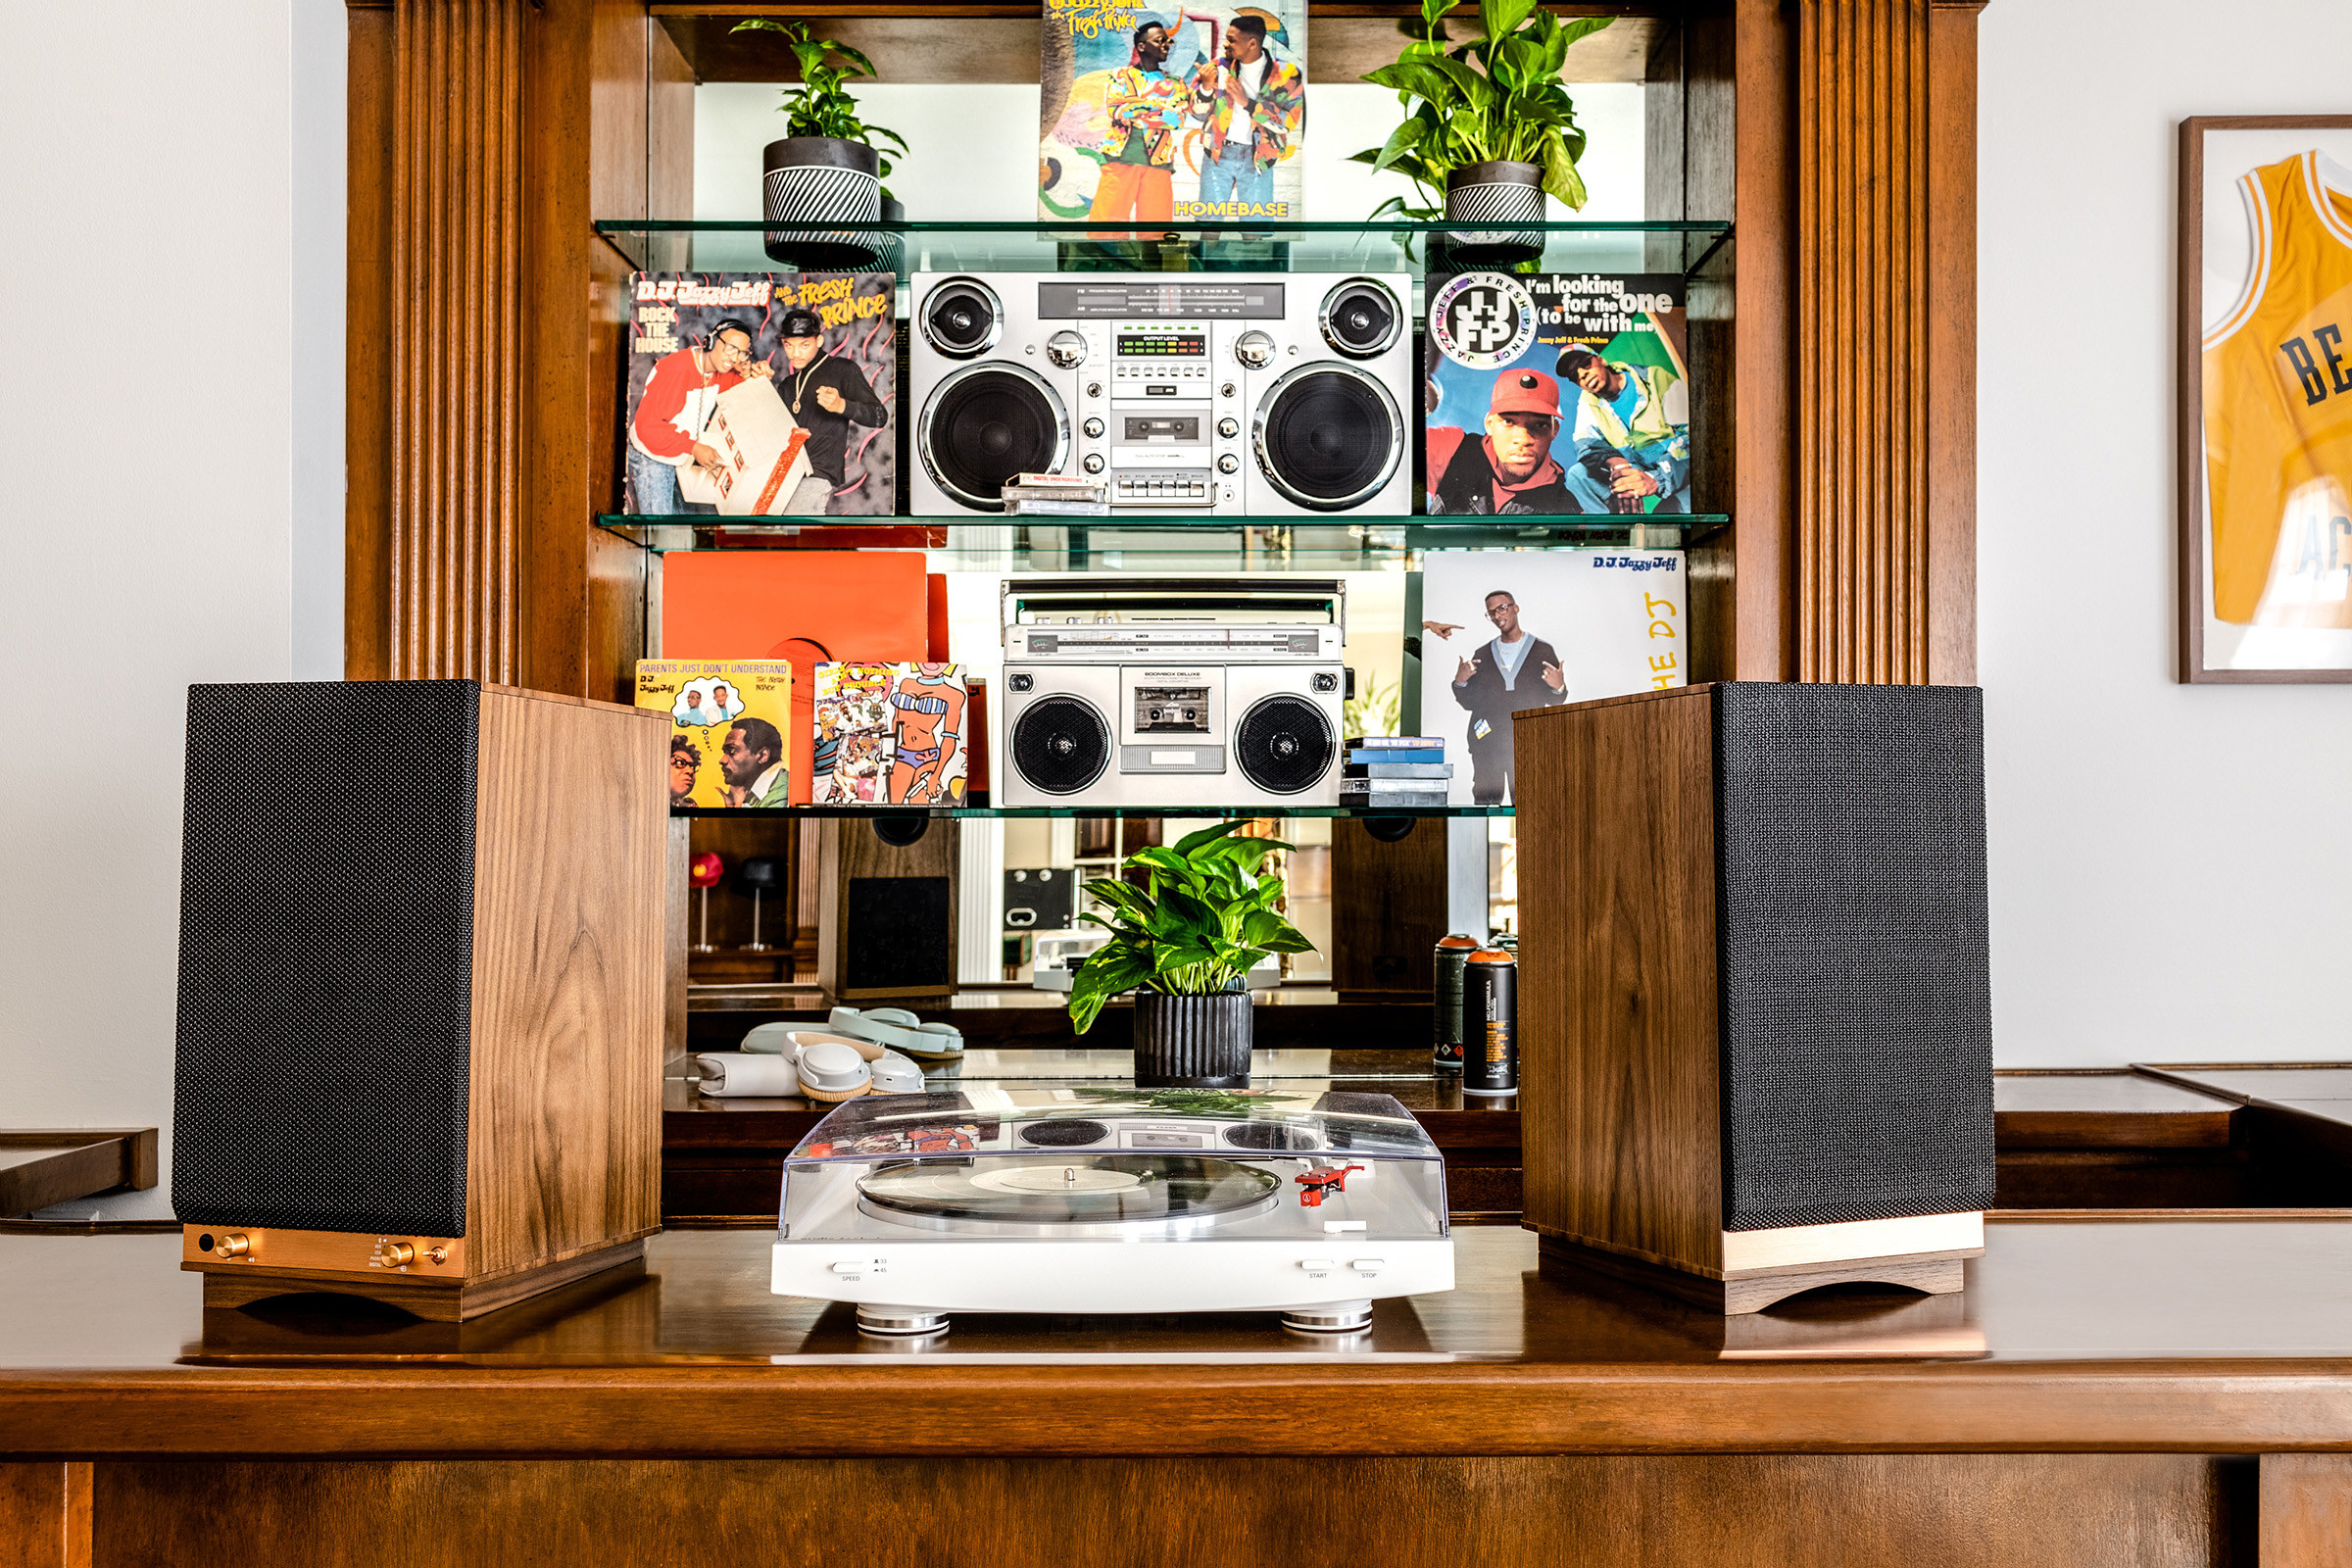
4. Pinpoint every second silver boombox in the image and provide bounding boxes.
[908,272,1413,517]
